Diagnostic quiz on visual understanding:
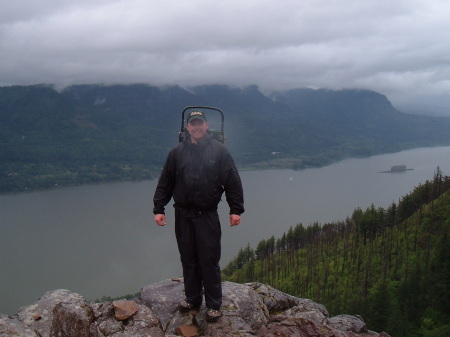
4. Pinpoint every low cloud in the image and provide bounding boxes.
[1,0,450,114]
